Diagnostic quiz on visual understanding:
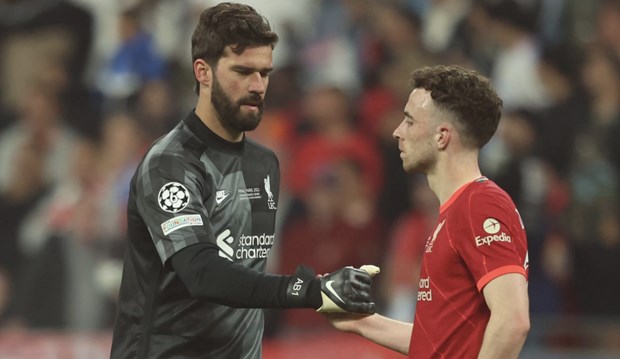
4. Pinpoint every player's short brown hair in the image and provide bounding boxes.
[191,2,279,93]
[411,65,503,148]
